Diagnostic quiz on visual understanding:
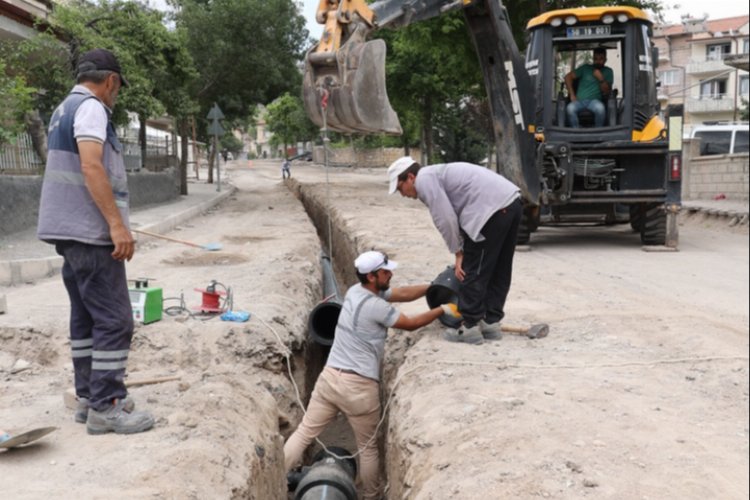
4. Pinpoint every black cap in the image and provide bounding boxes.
[77,49,129,87]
